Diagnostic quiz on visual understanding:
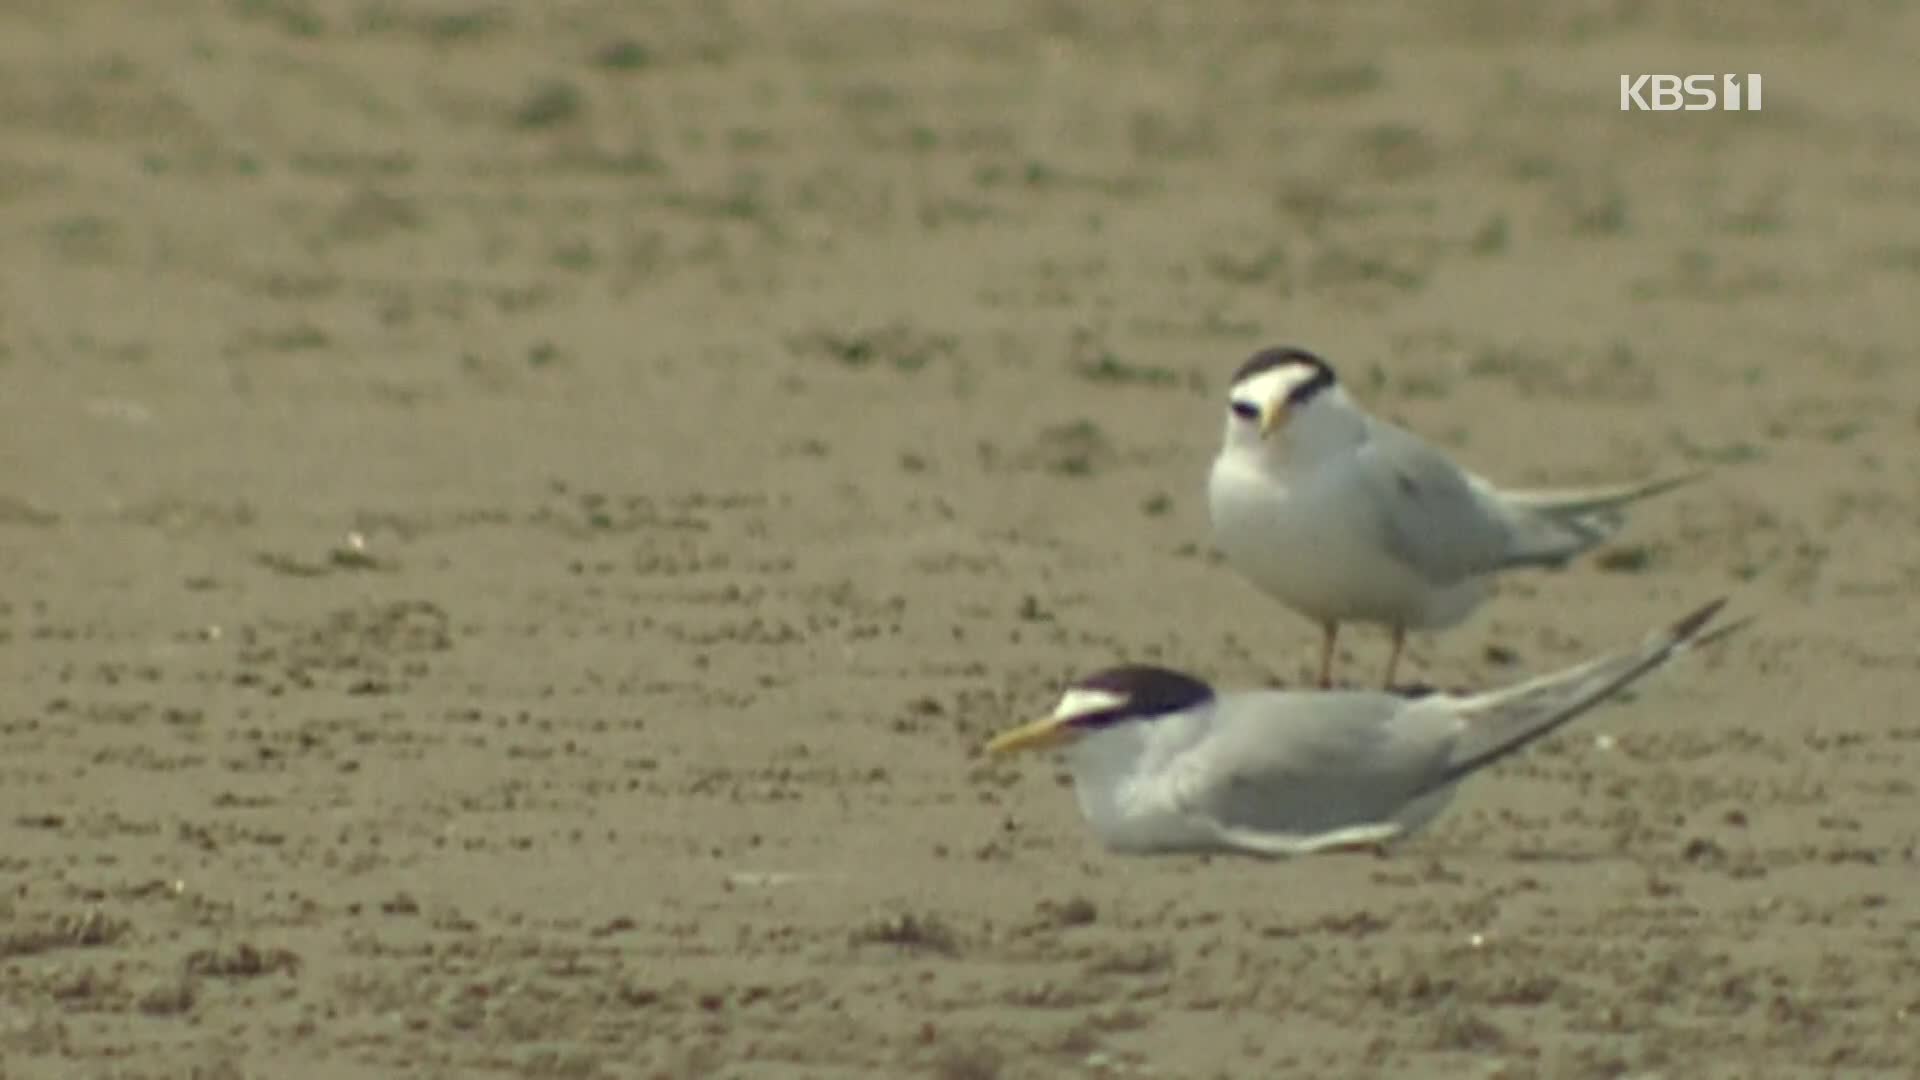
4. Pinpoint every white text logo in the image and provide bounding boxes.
[1619,74,1763,111]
